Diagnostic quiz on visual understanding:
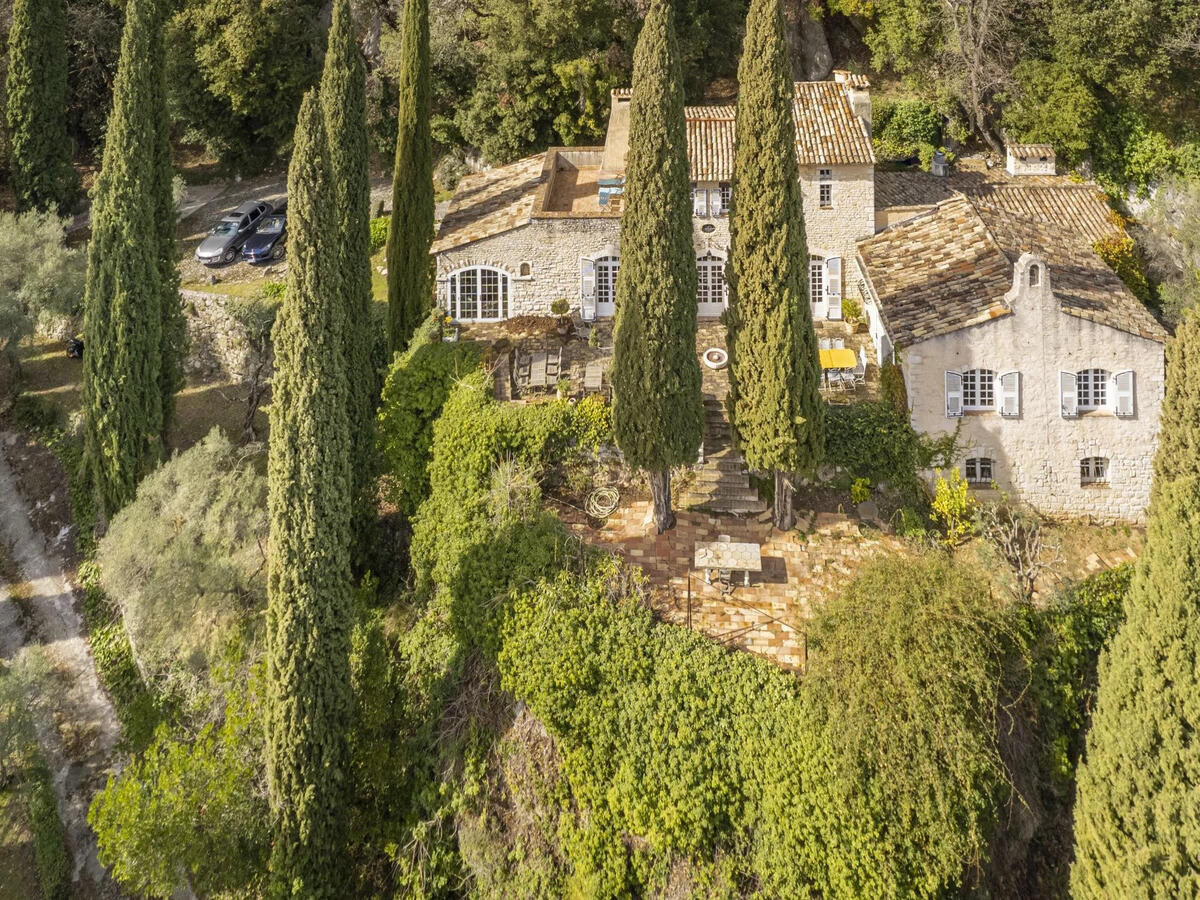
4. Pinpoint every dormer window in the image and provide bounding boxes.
[1029,264,1040,287]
